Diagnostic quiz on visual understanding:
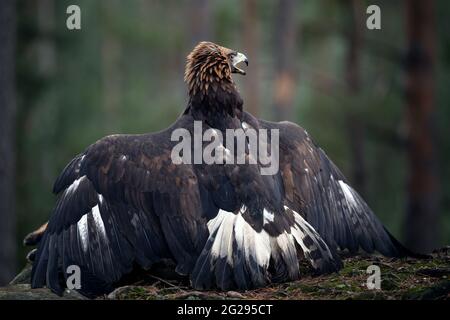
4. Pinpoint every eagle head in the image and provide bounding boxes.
[185,41,248,98]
